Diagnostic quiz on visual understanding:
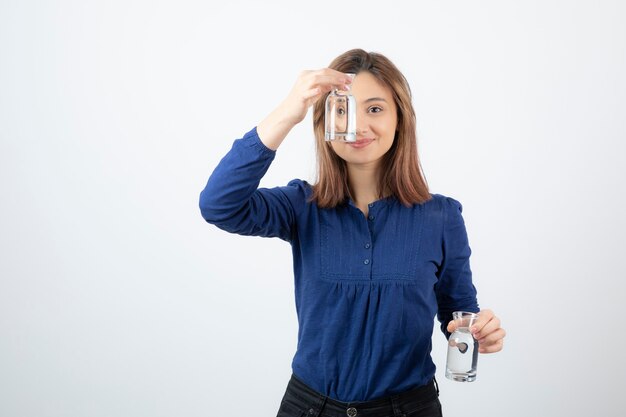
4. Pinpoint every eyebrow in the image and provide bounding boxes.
[361,97,388,104]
